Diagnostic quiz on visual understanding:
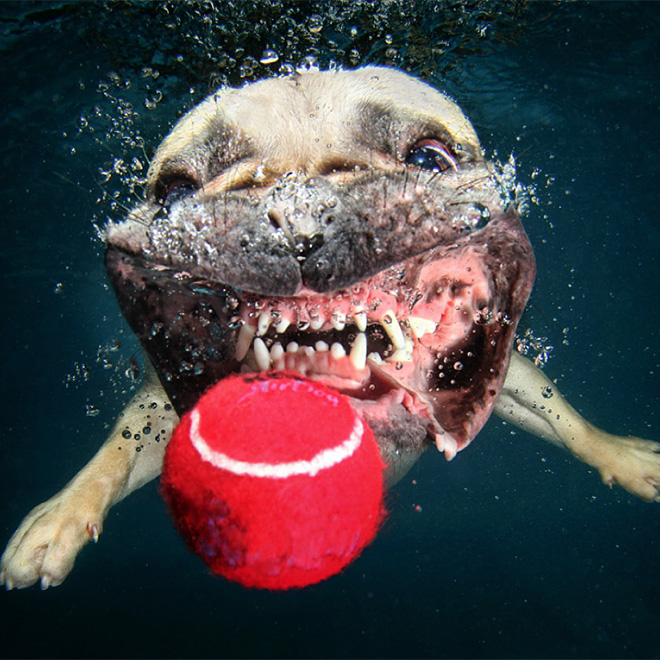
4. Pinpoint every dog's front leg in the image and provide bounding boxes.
[0,364,178,590]
[496,352,660,502]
